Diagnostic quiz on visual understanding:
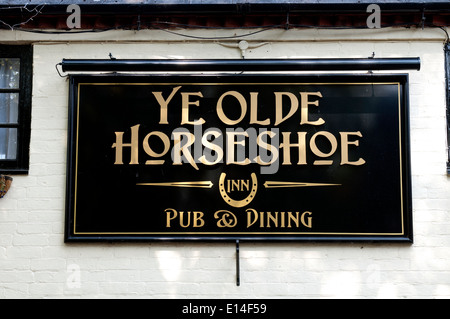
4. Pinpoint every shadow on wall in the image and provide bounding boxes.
[143,242,423,298]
